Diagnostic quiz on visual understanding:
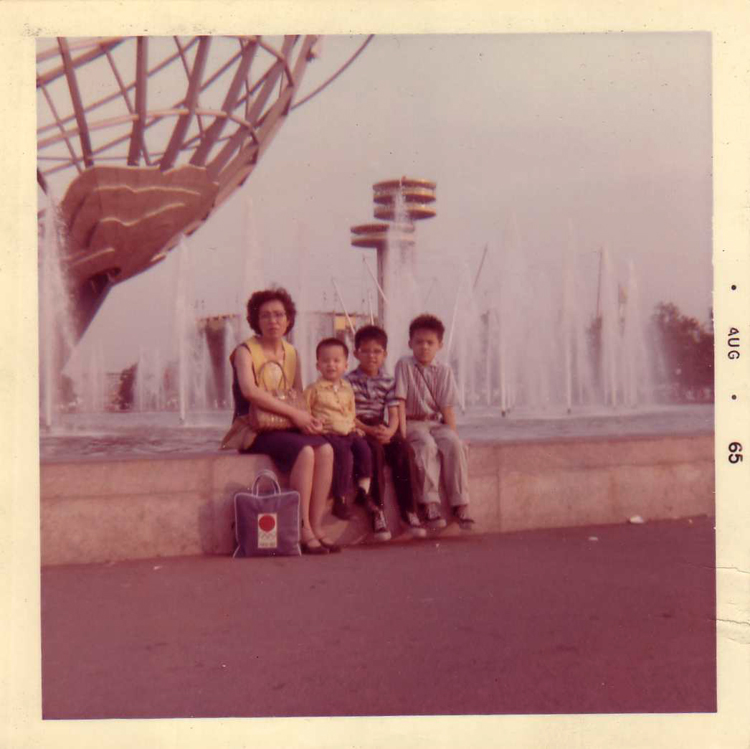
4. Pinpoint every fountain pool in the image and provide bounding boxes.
[39,402,713,461]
